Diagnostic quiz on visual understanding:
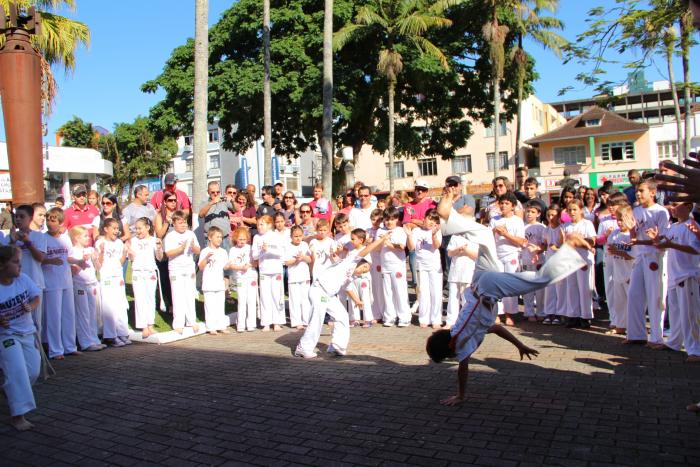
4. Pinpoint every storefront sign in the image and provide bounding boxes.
[0,172,12,200]
[541,174,587,191]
